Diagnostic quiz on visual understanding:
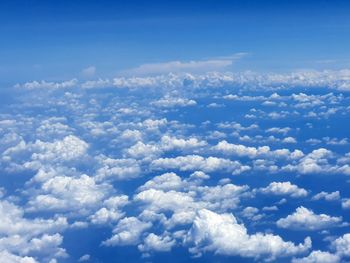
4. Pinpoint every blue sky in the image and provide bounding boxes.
[2,0,350,84]
[1,1,350,263]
